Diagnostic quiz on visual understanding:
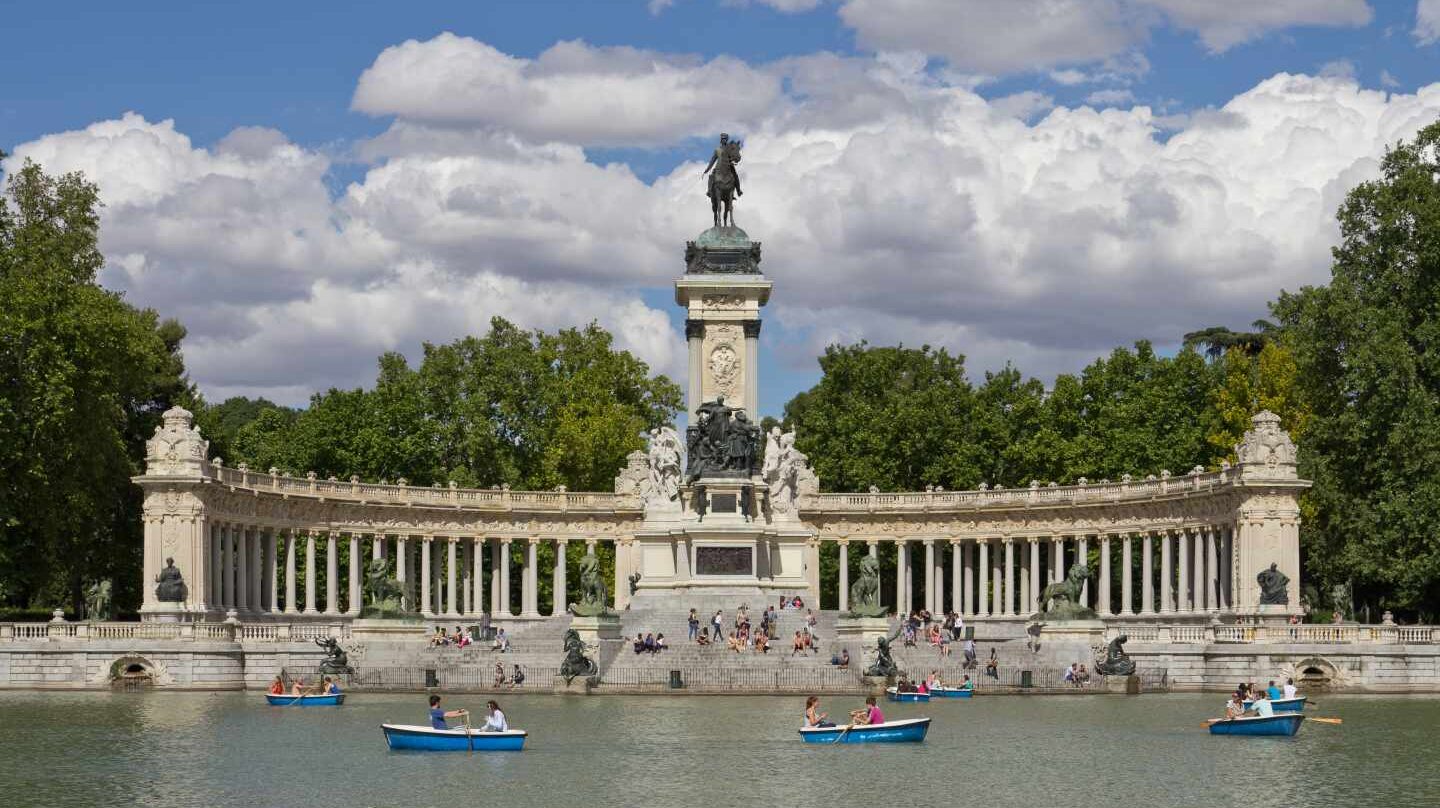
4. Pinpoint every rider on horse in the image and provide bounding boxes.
[703,133,743,226]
